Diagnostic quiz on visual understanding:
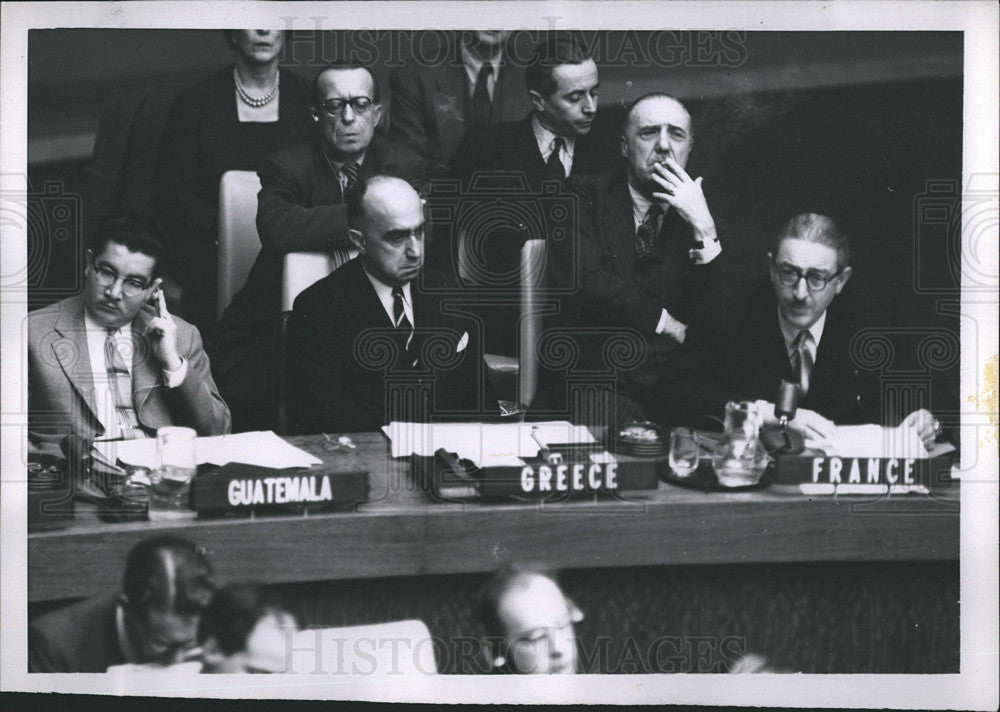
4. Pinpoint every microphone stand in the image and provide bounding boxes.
[760,380,805,455]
